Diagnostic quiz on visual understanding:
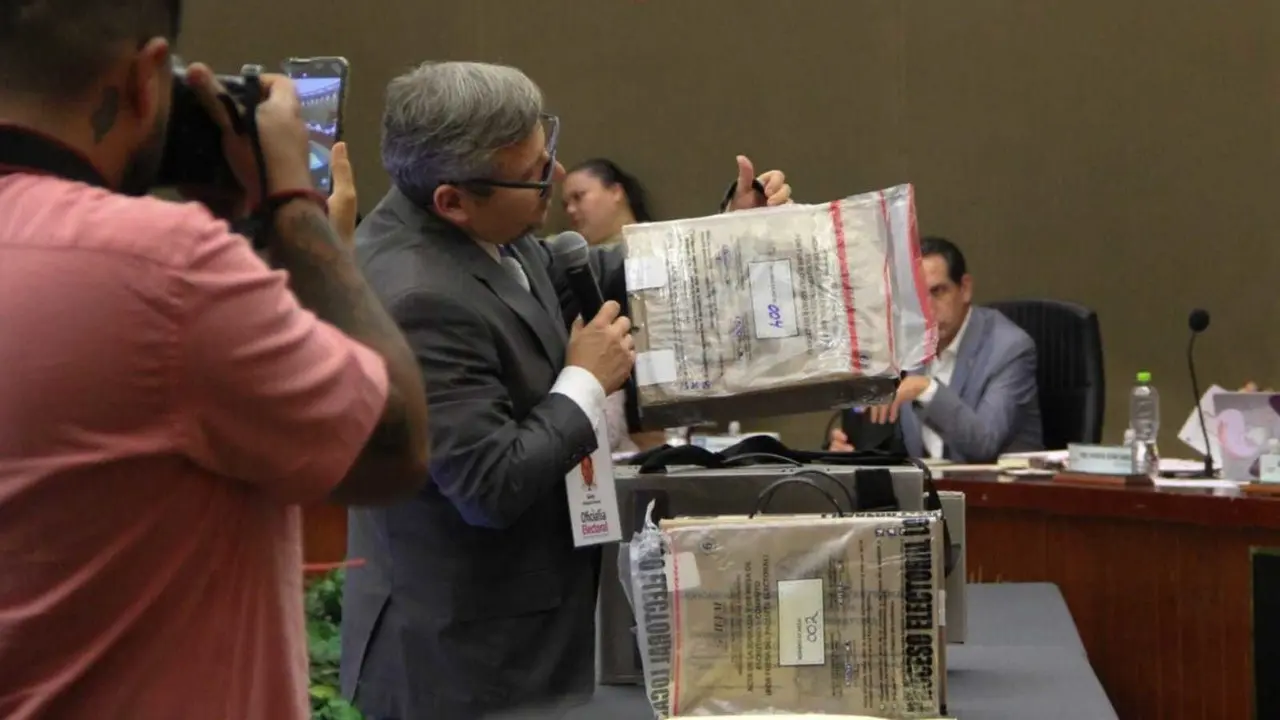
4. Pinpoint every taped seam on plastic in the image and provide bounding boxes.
[665,529,684,718]
[903,185,938,363]
[878,190,898,370]
[827,199,861,372]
